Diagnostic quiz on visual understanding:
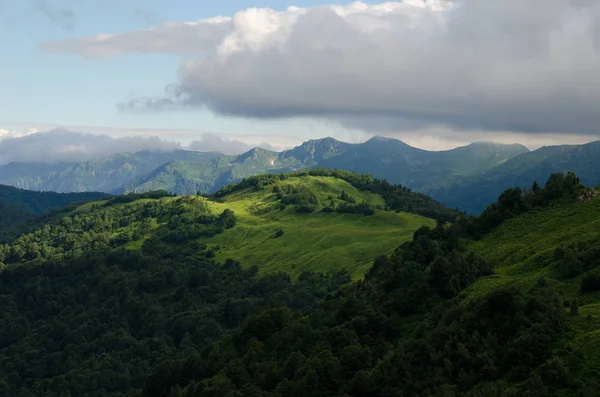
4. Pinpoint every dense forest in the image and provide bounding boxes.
[140,172,586,397]
[0,171,596,396]
[0,185,108,215]
[0,185,109,243]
